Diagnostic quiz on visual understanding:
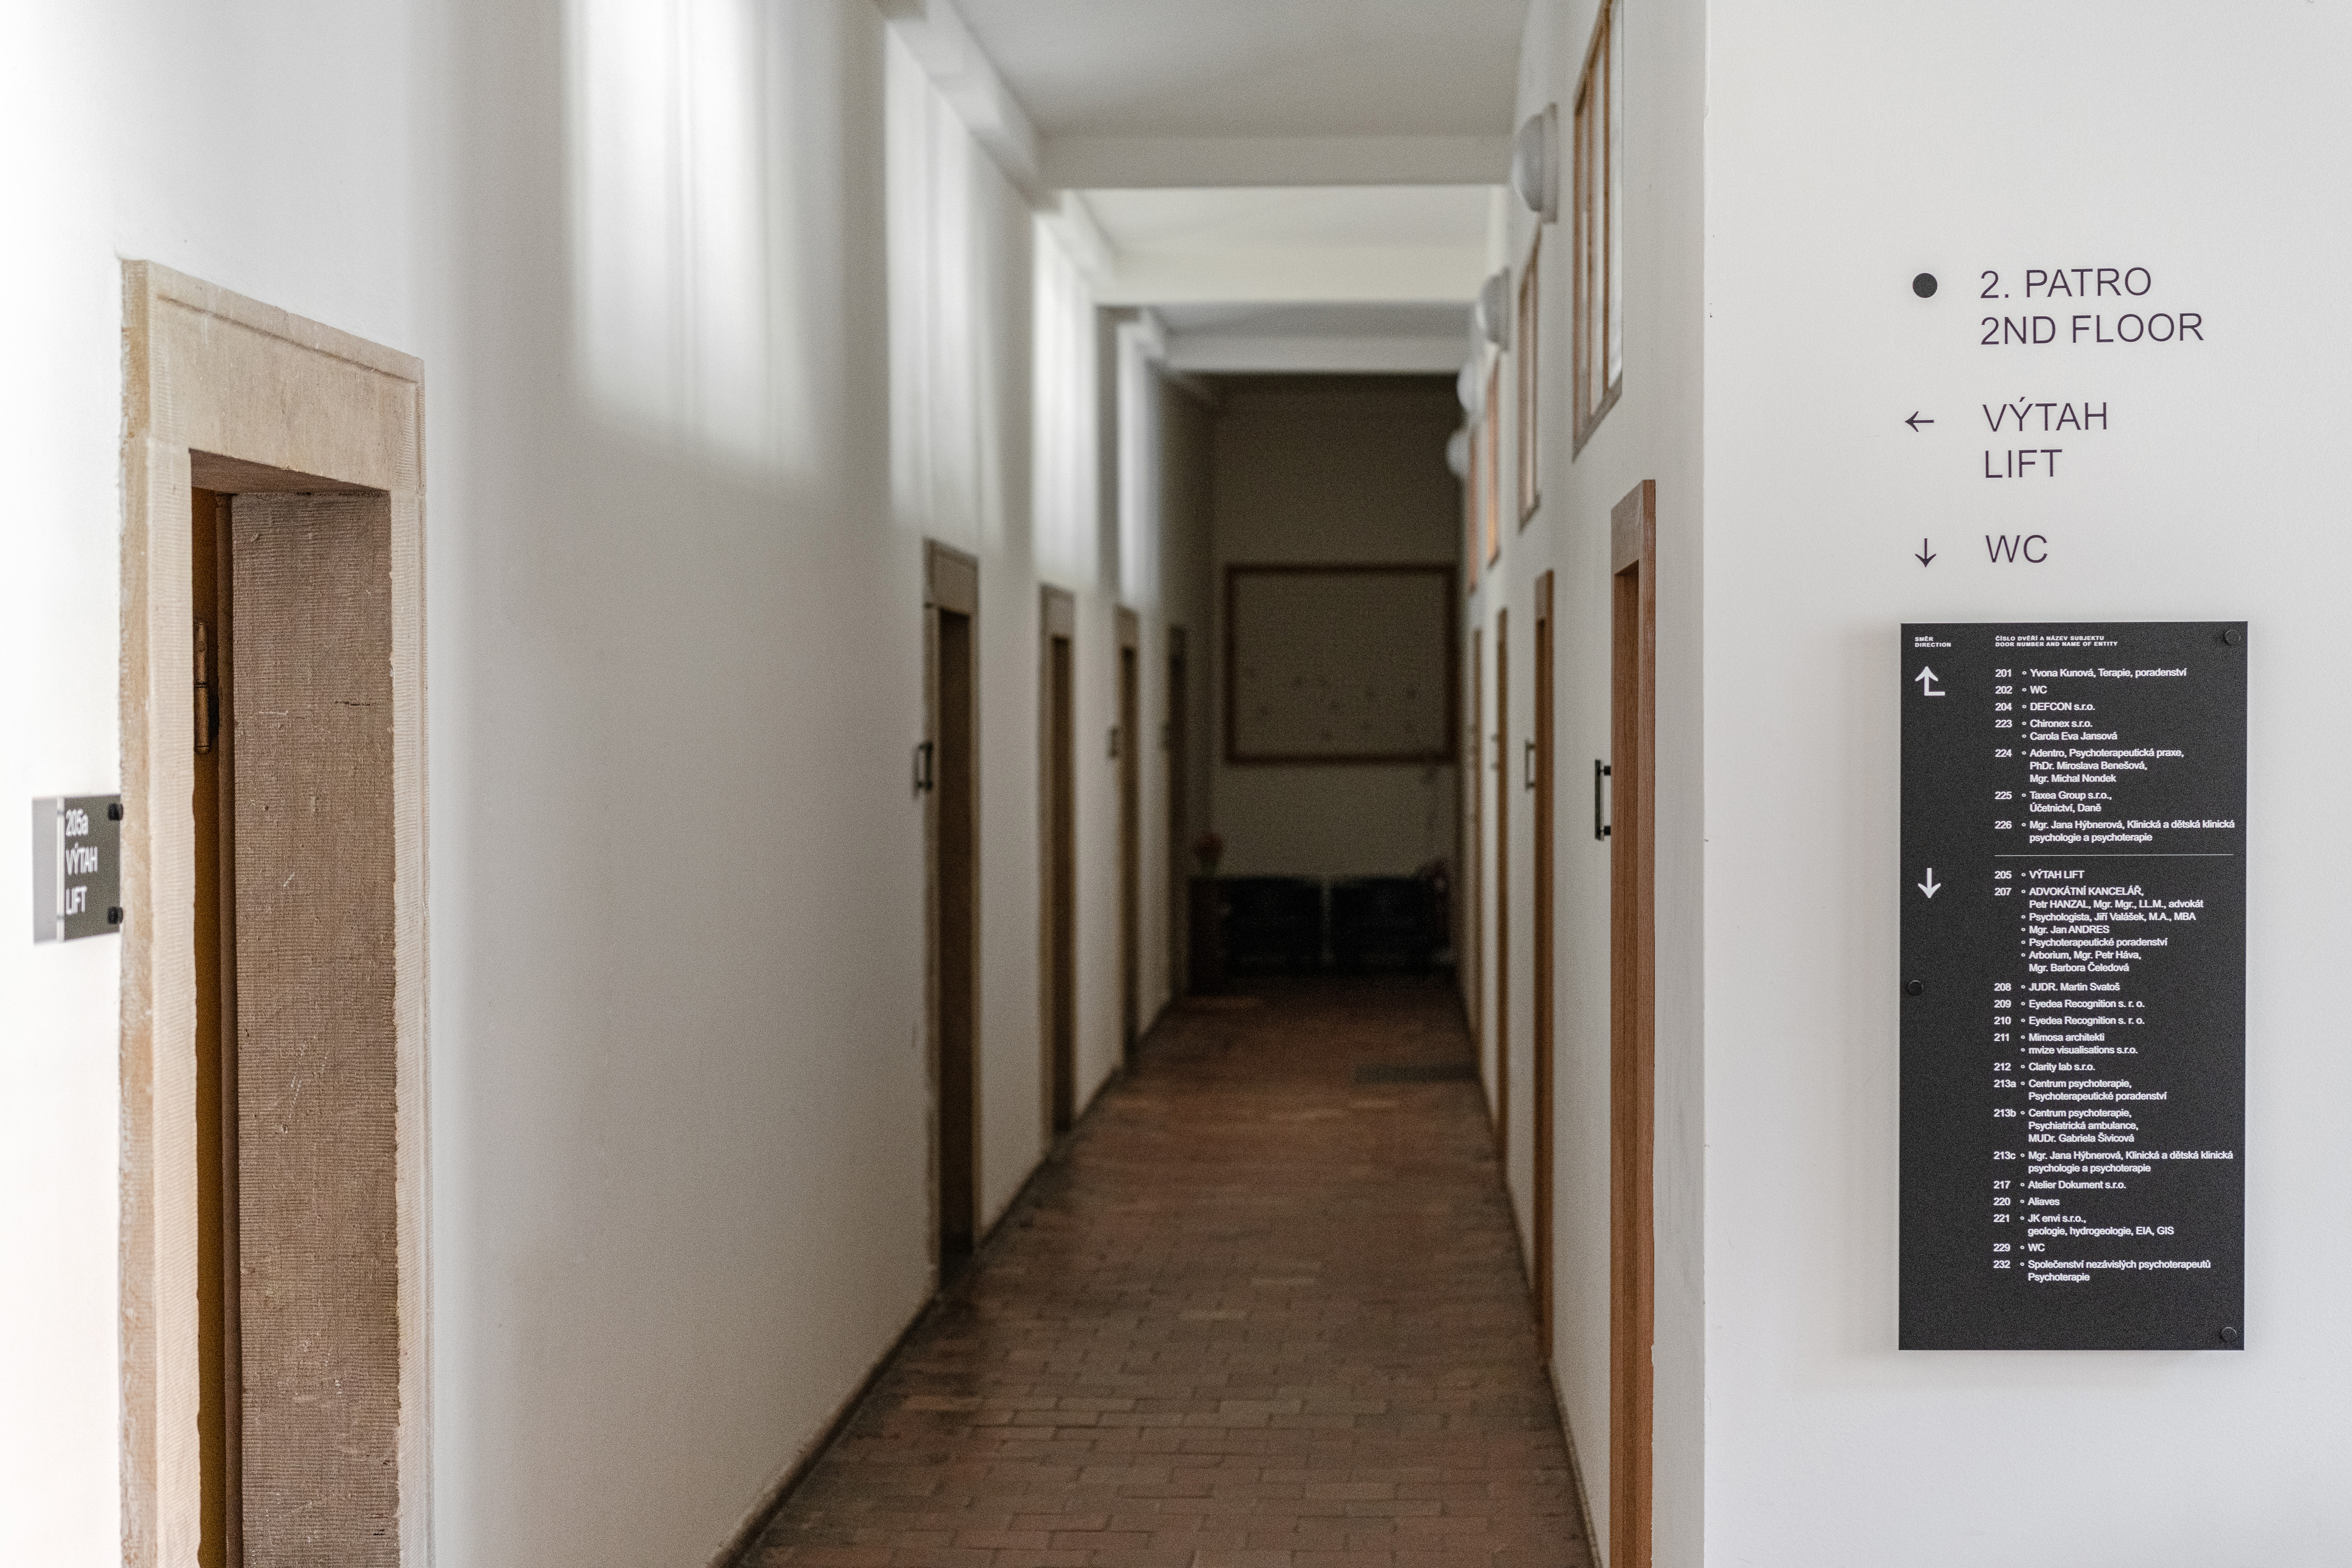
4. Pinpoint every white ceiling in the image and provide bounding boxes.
[954,0,1528,140]
[1074,186,1497,307]
[1154,302,1473,374]
[1155,303,1472,339]
[1082,186,1486,252]
[1082,186,1492,255]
